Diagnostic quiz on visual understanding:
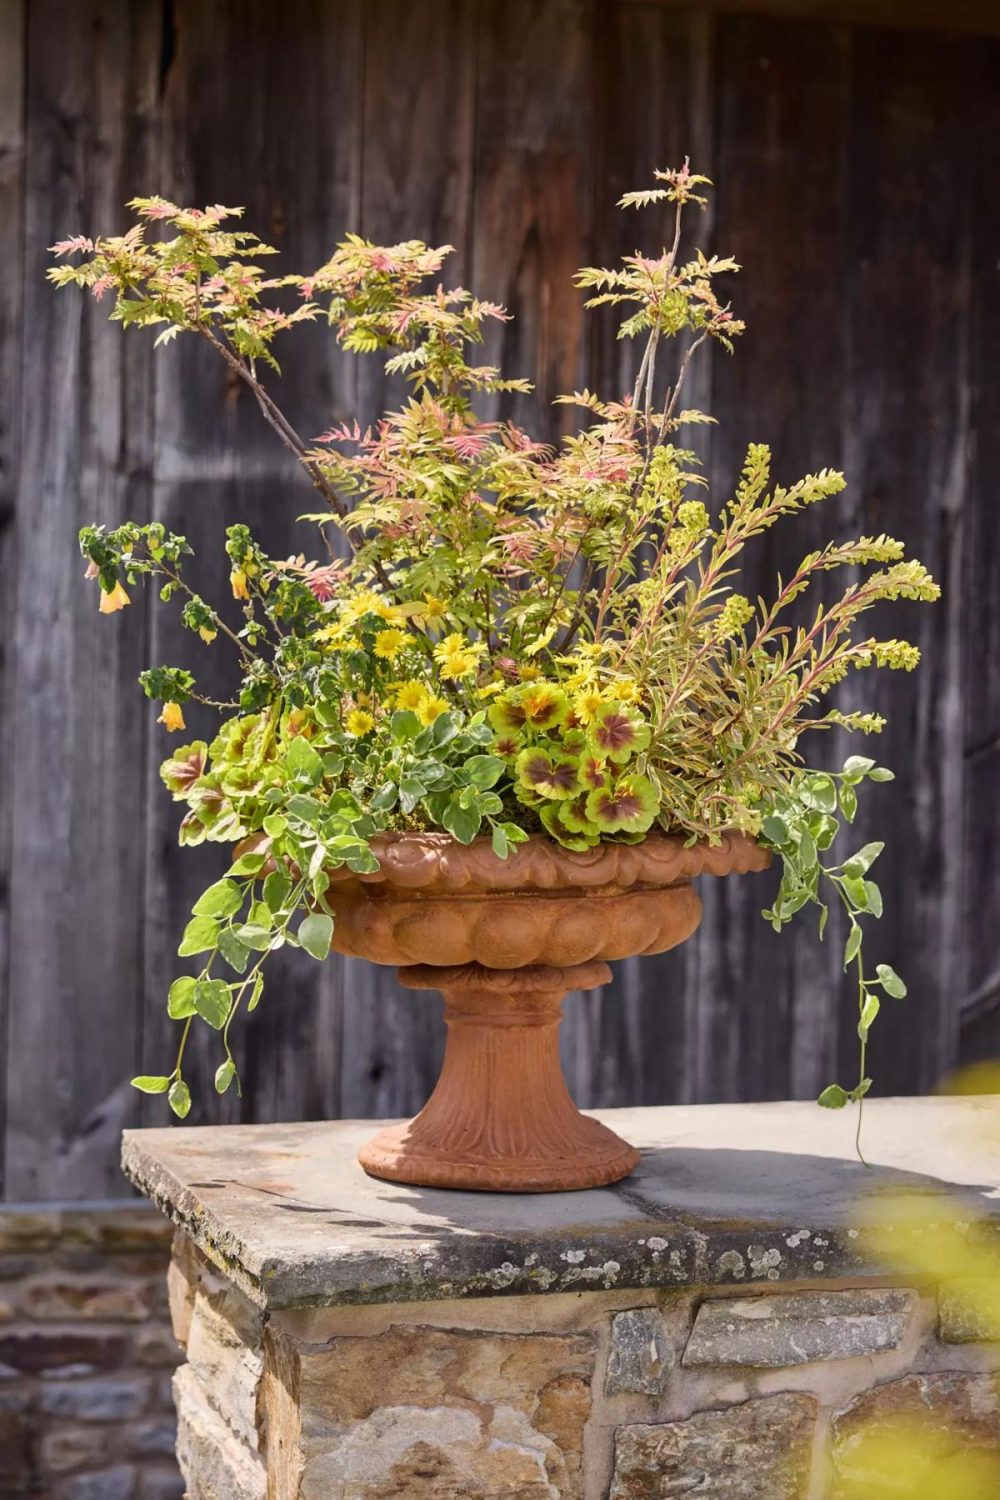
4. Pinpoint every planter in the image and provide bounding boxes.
[326,831,770,1193]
